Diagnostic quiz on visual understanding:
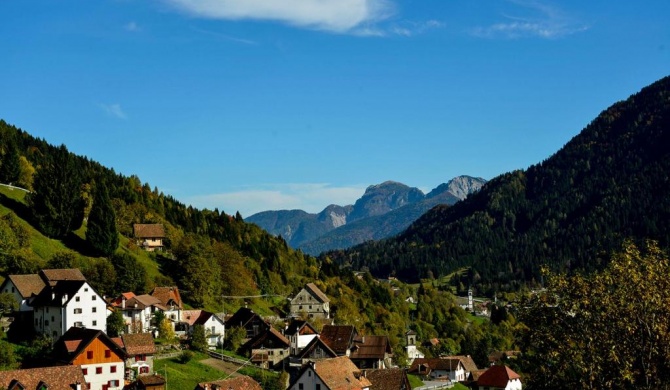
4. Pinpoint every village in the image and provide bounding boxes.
[0,258,522,390]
